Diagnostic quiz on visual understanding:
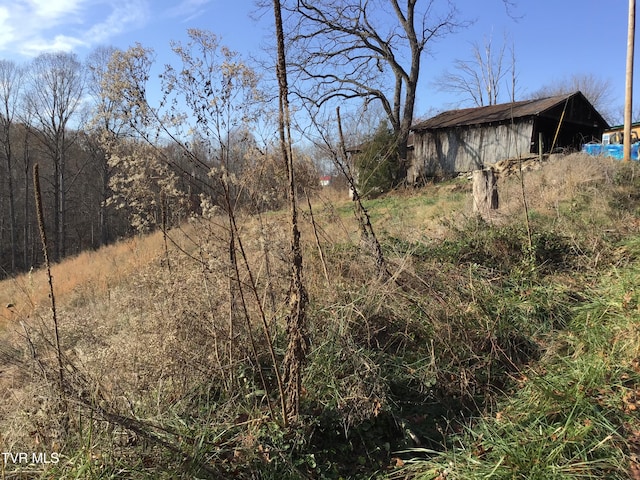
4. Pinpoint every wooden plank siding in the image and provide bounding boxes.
[408,92,609,182]
[408,120,533,182]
